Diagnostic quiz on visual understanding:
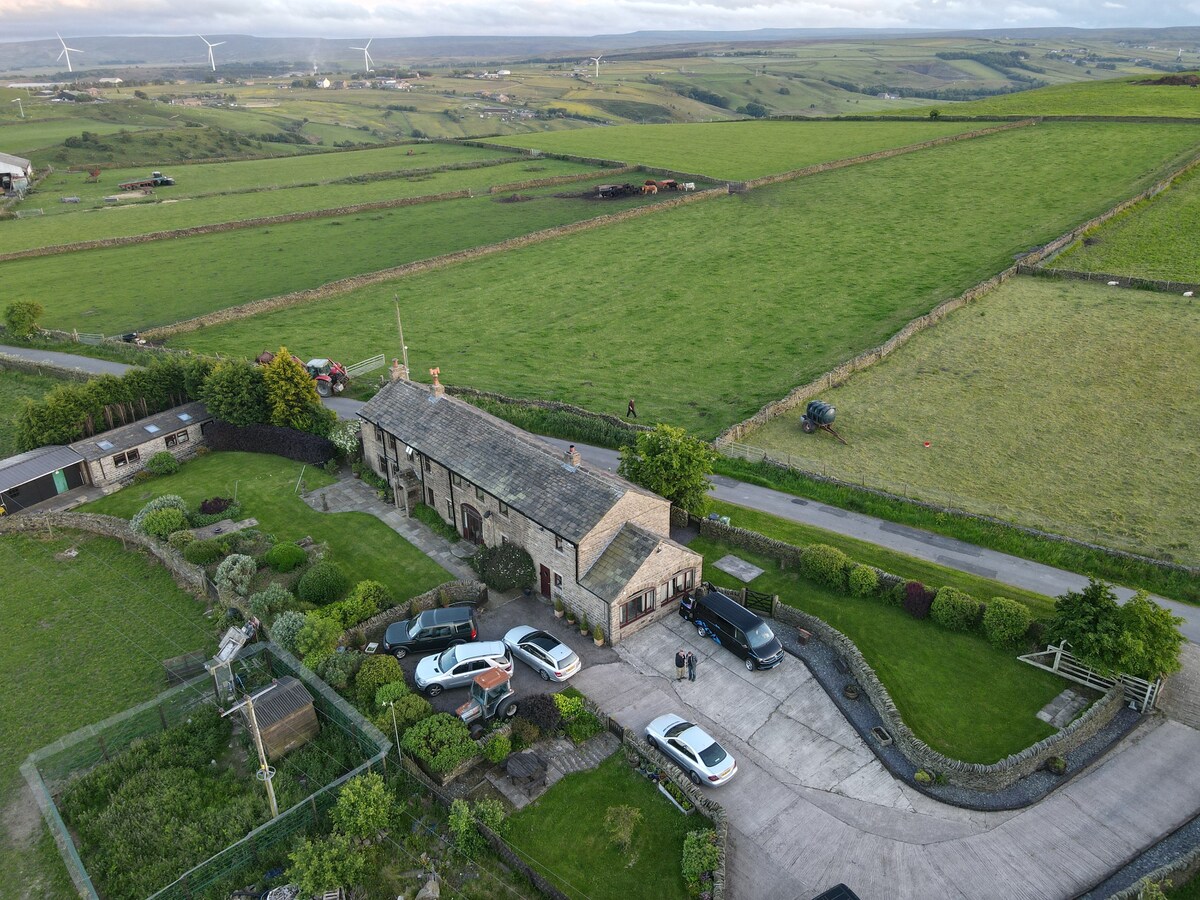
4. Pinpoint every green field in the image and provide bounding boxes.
[1052,164,1200,282]
[6,176,686,334]
[171,123,1200,436]
[0,530,214,900]
[0,119,164,157]
[921,73,1200,118]
[486,119,982,179]
[746,277,1200,564]
[696,535,1065,763]
[0,368,69,457]
[82,451,450,601]
[3,159,601,252]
